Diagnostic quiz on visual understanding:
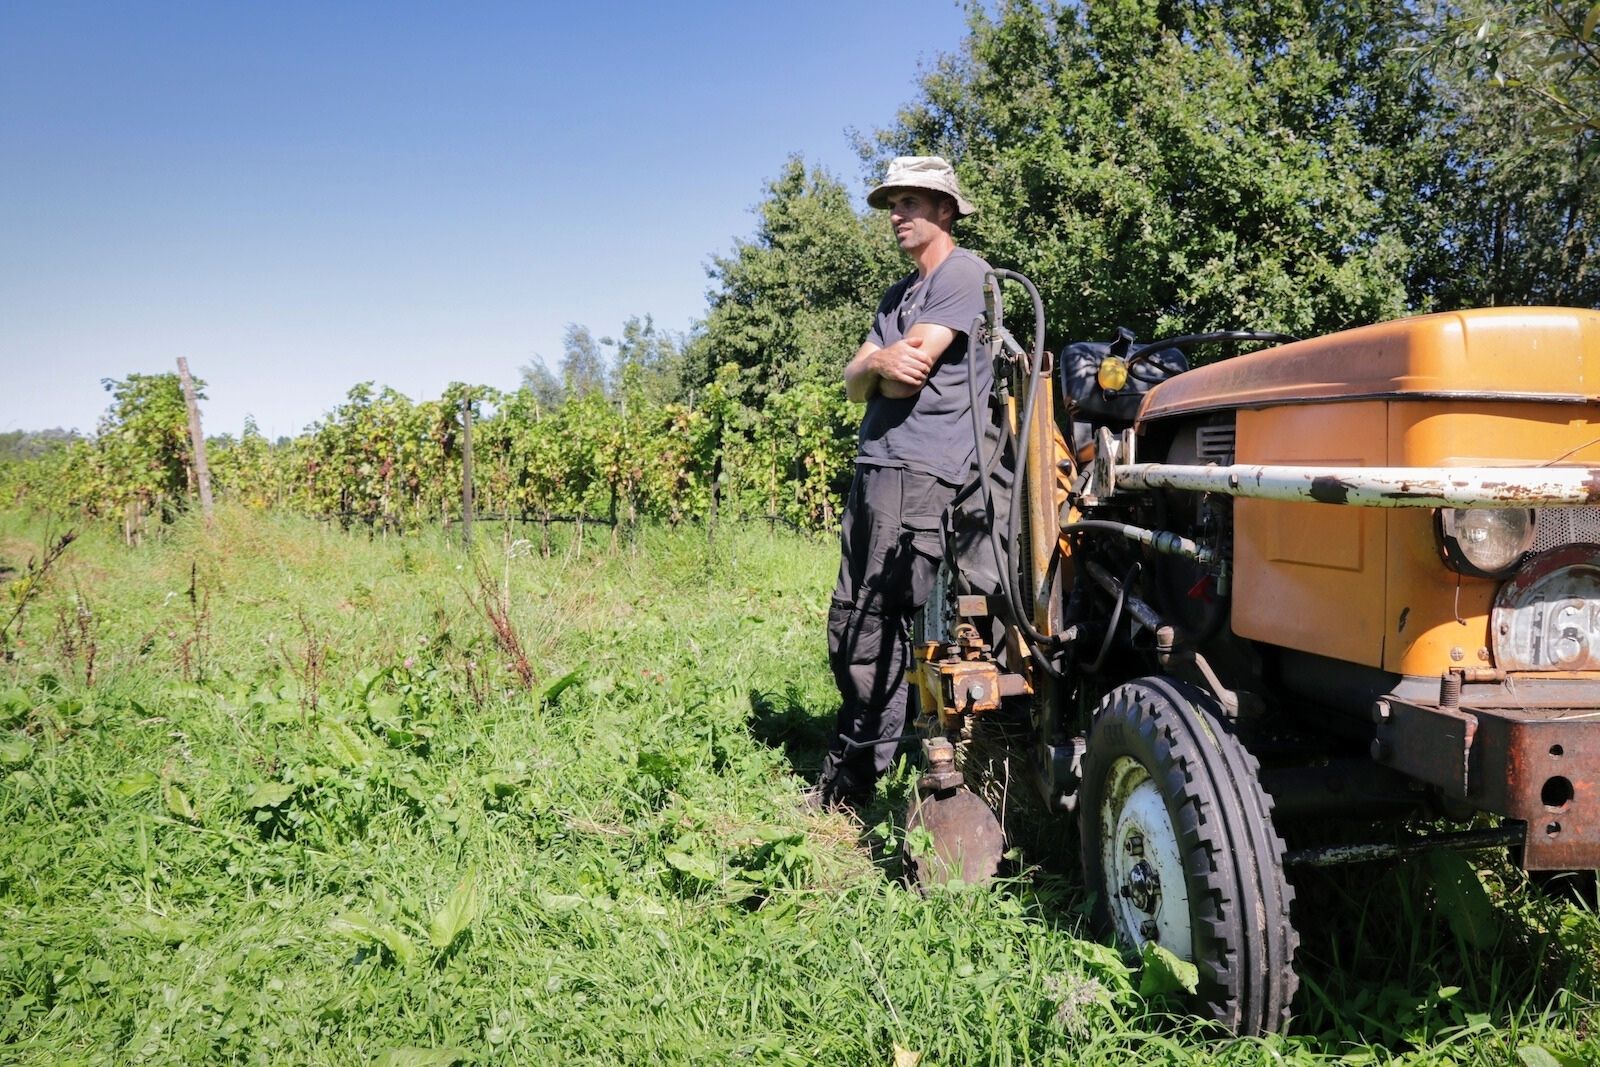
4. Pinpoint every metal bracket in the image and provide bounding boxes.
[1370,697,1477,799]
